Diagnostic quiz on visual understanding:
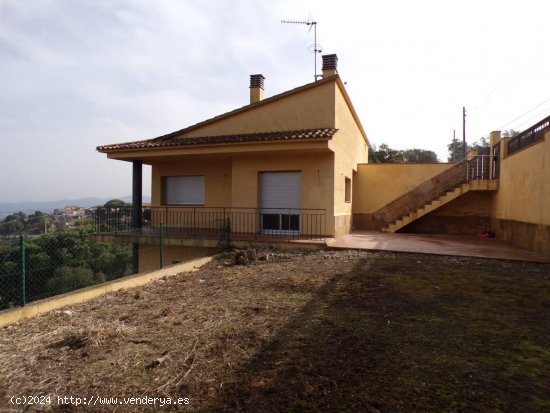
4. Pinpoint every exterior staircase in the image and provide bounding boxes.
[374,155,498,233]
